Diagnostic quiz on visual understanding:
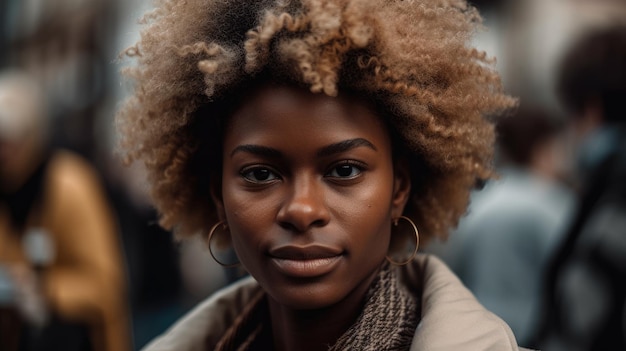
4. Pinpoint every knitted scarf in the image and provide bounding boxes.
[214,262,419,350]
